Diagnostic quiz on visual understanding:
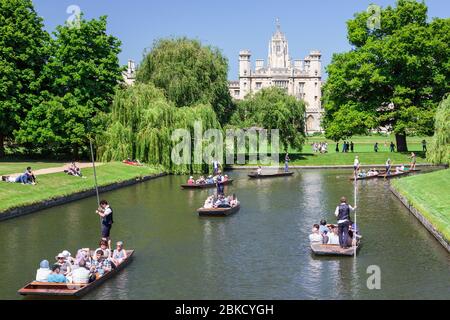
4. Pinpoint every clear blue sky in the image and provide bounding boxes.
[33,0,449,80]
